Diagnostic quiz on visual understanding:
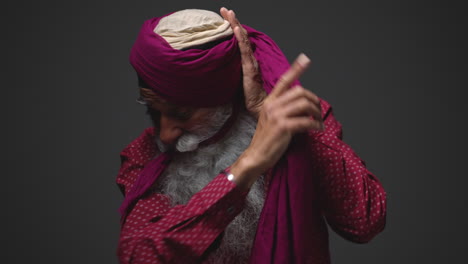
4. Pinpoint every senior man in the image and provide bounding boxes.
[116,8,386,264]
